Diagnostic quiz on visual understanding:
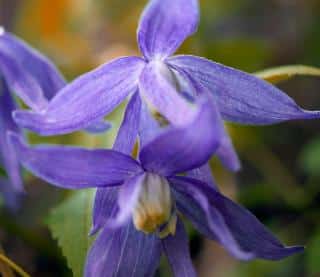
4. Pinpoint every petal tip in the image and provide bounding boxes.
[0,26,5,36]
